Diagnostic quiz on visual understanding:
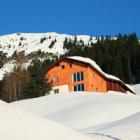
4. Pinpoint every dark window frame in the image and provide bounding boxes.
[72,71,84,82]
[54,89,59,94]
[73,84,84,91]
